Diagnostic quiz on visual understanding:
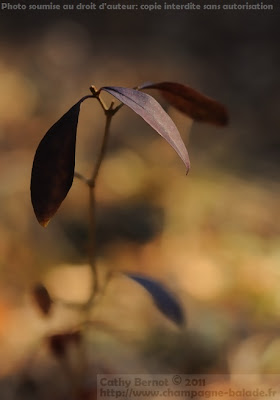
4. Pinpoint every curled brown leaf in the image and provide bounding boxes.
[140,82,229,126]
